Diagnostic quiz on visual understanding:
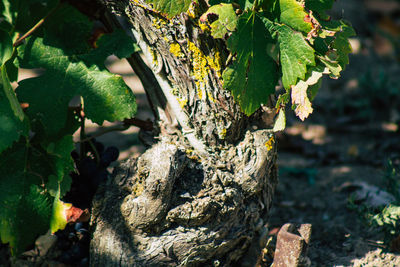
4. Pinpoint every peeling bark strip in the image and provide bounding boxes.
[91,1,278,266]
